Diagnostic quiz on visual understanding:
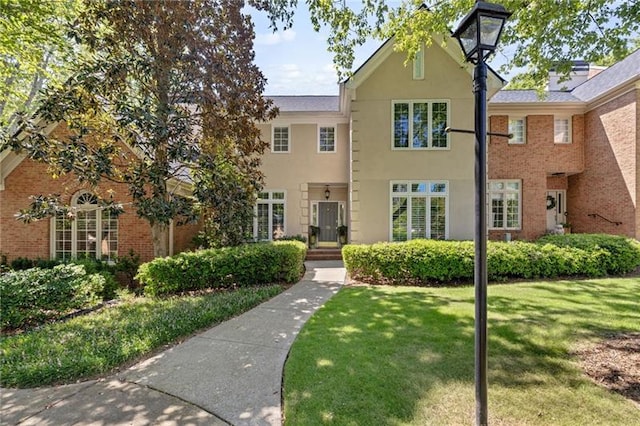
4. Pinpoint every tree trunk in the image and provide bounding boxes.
[151,222,169,258]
